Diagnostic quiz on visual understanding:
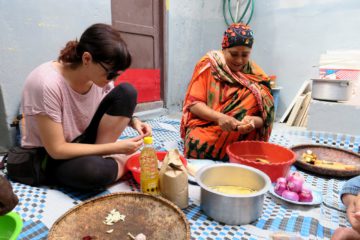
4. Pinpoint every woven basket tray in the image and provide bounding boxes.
[48,192,190,240]
[291,144,360,177]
